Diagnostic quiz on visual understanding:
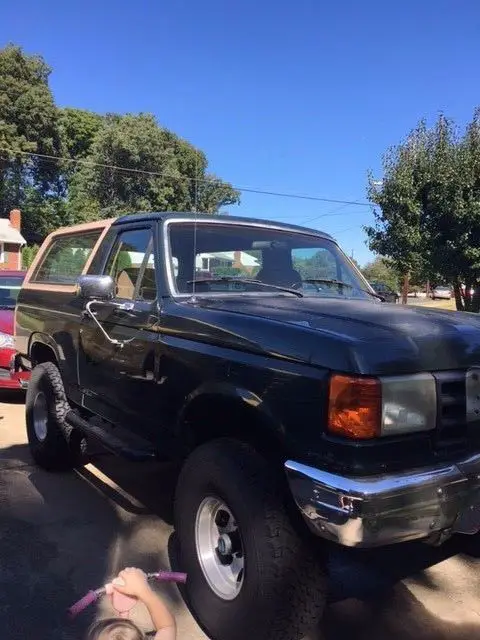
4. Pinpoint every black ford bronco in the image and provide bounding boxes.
[14,212,480,640]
